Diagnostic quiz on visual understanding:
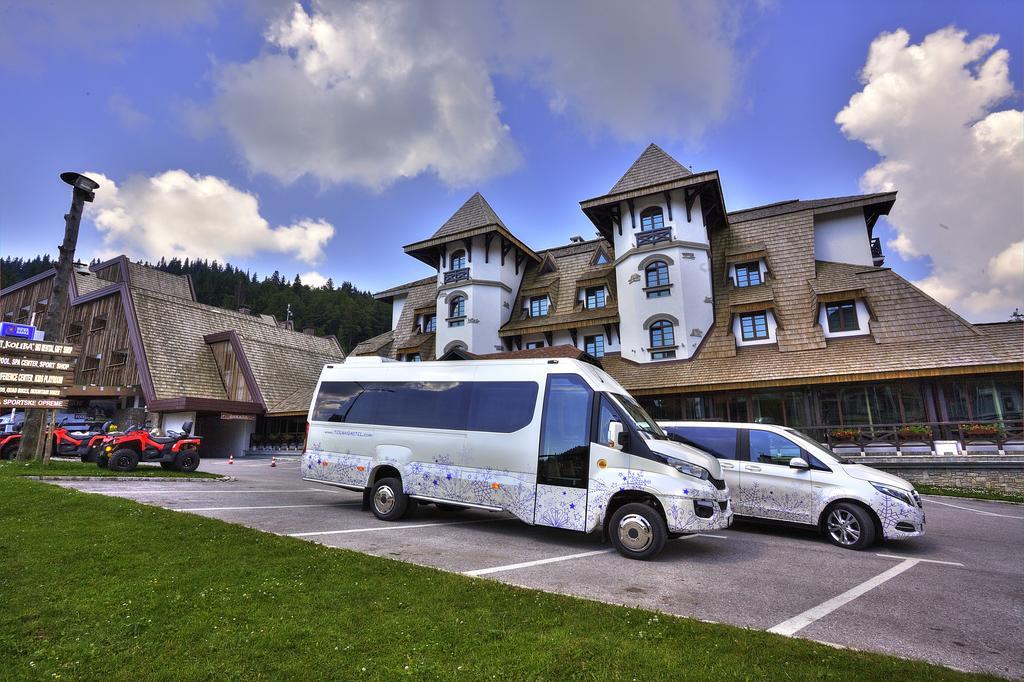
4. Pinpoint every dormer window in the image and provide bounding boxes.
[825,300,859,333]
[739,312,770,341]
[525,341,544,350]
[734,261,762,288]
[593,250,610,265]
[584,286,606,309]
[640,207,665,232]
[450,250,467,270]
[529,295,550,318]
[423,314,436,334]
[448,296,466,327]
